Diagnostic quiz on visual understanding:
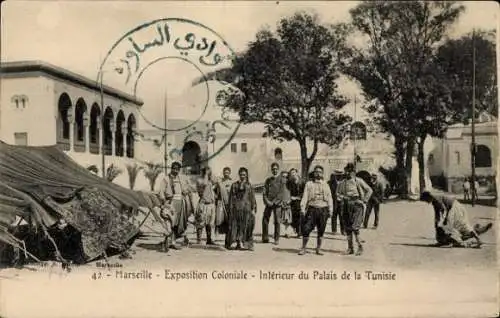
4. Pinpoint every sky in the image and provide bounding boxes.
[1,1,498,128]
